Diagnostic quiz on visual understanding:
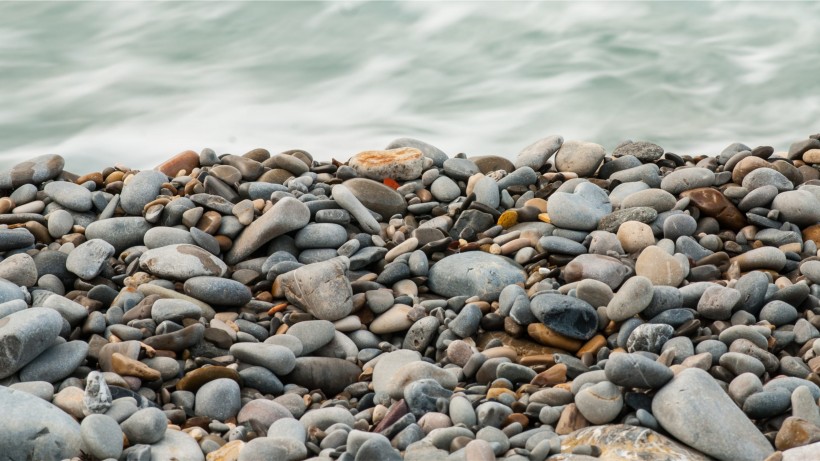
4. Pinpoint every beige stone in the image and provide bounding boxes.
[635,245,685,287]
[617,220,656,253]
